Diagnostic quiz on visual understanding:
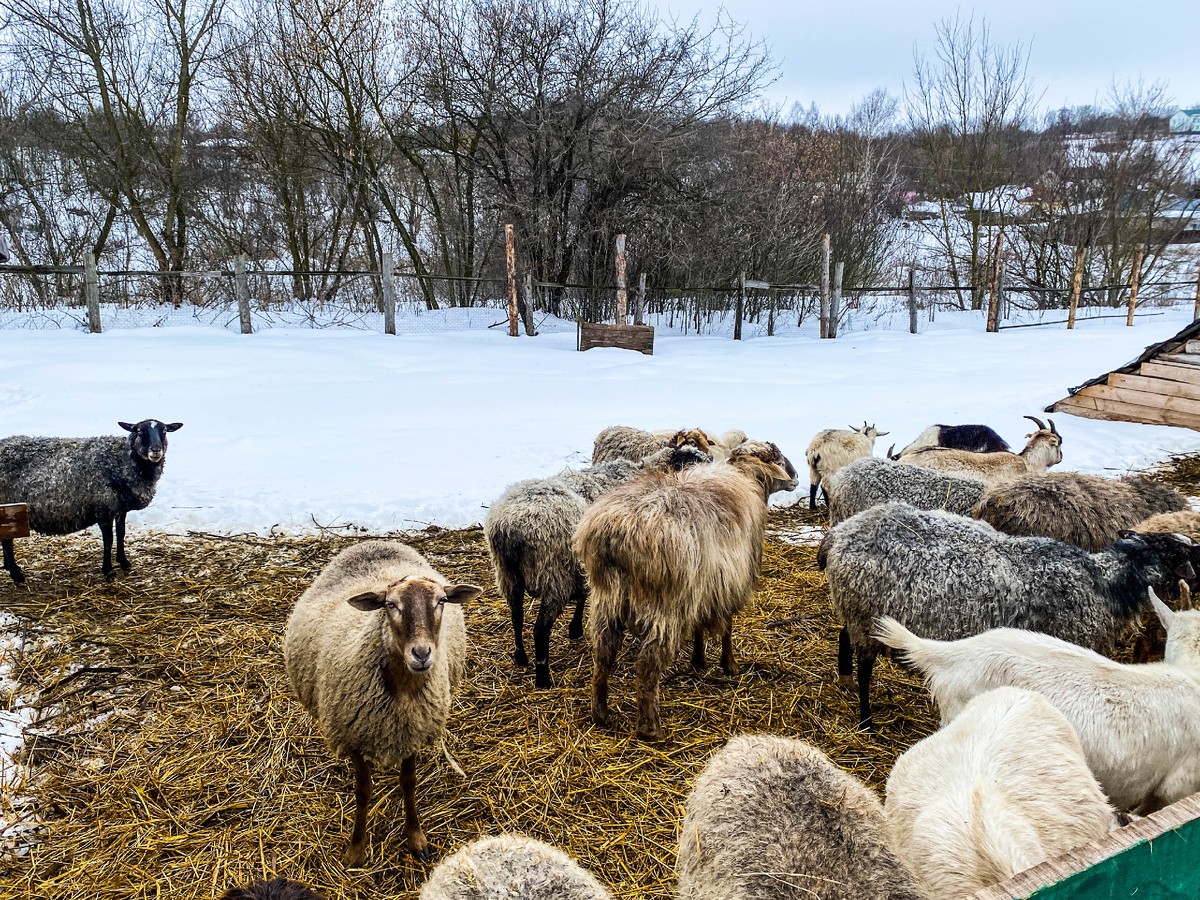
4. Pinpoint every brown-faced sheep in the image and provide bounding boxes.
[591,426,712,465]
[677,734,922,900]
[283,541,482,864]
[420,833,611,900]
[974,472,1188,551]
[900,416,1062,484]
[575,441,798,741]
